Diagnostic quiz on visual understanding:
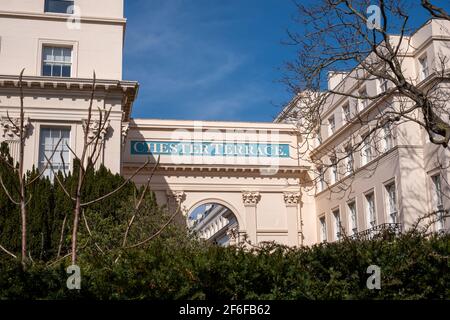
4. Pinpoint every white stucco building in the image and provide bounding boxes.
[0,1,448,247]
